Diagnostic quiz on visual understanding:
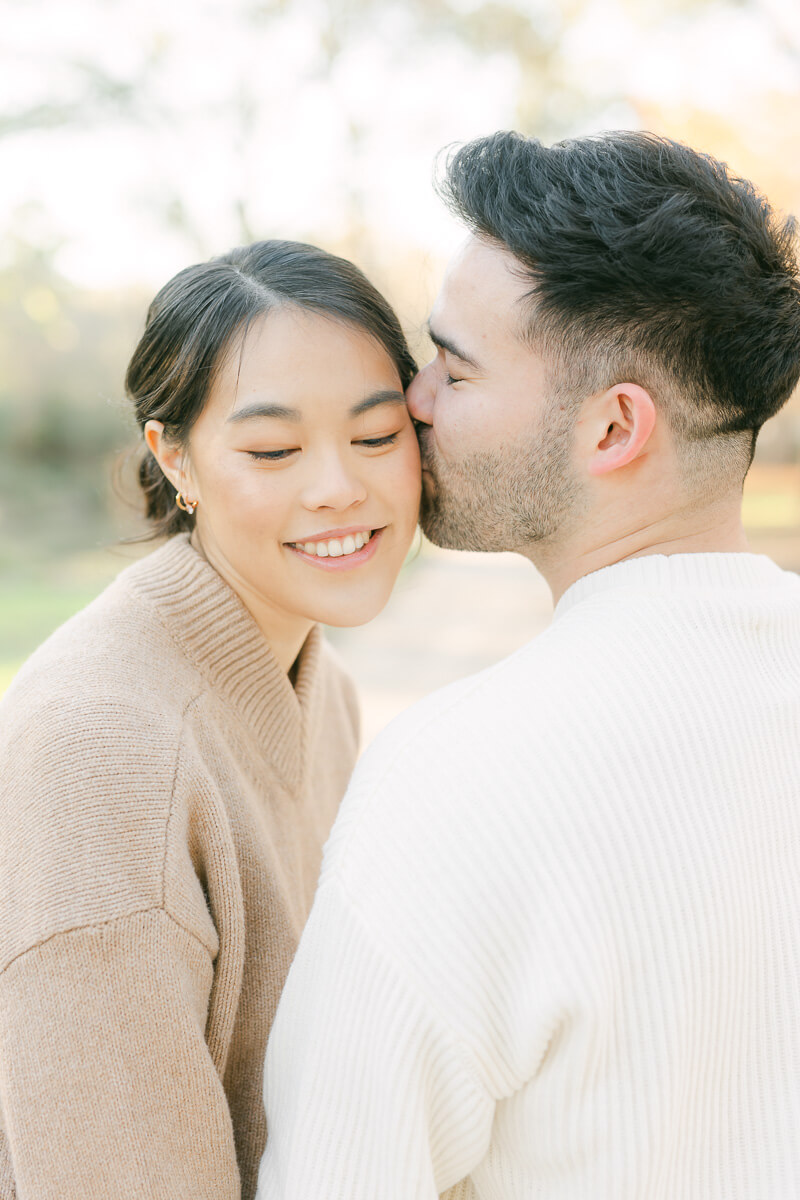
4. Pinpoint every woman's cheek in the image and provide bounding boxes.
[404,439,423,502]
[378,448,421,510]
[395,428,422,480]
[235,467,288,514]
